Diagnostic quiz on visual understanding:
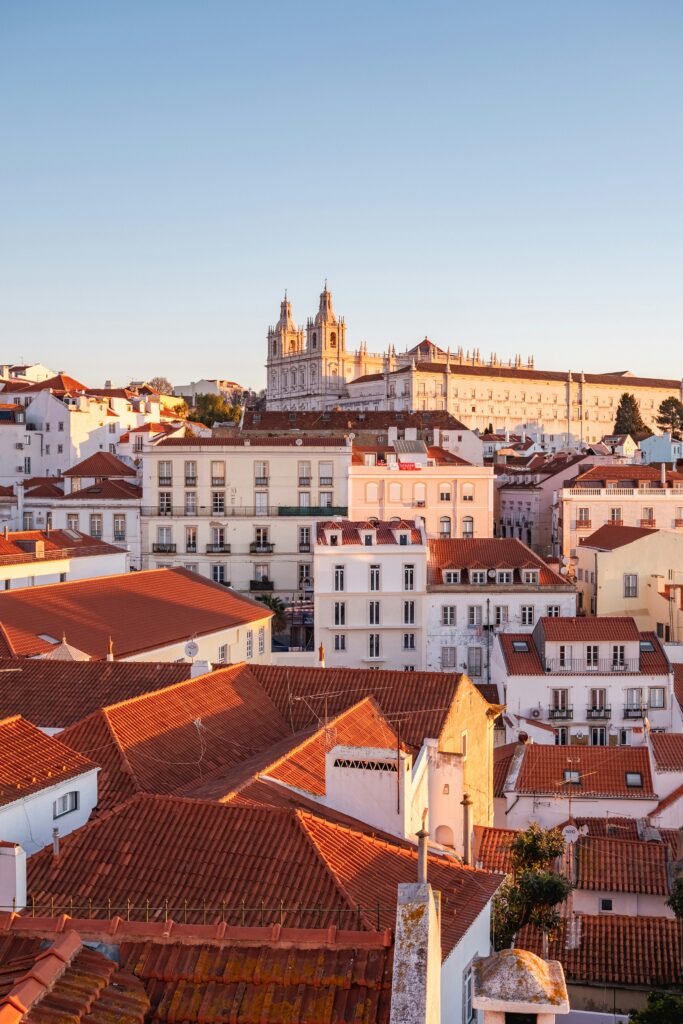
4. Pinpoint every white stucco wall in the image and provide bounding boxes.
[0,768,98,855]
